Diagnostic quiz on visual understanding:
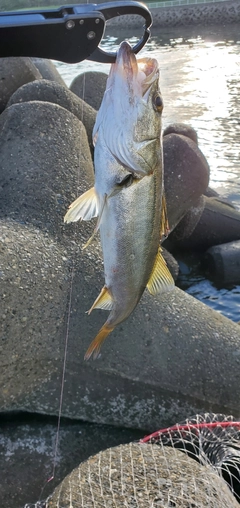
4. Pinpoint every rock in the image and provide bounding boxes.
[0,219,71,397]
[0,100,94,235]
[204,187,236,208]
[0,101,240,430]
[1,228,240,429]
[70,71,108,110]
[203,240,240,285]
[47,443,238,507]
[0,416,141,508]
[166,195,205,243]
[163,122,198,144]
[163,133,210,231]
[167,196,240,252]
[204,186,219,198]
[7,80,97,150]
[0,57,41,112]
[161,247,179,280]
[31,58,67,87]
